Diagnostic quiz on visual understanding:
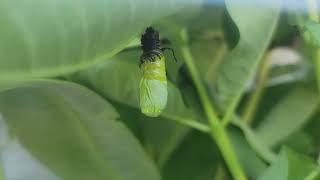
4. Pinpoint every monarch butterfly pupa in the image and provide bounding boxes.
[139,27,177,117]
